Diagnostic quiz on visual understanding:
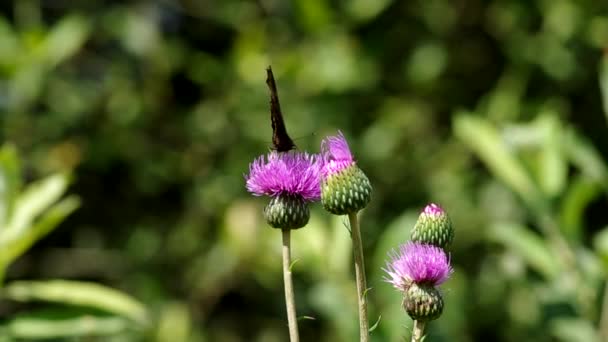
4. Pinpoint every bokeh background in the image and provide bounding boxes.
[1,0,608,341]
